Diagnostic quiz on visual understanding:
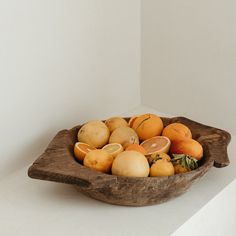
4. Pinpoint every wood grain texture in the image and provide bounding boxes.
[28,117,231,206]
